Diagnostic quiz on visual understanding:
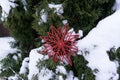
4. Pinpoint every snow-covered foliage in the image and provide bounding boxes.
[27,47,79,80]
[0,0,16,20]
[38,9,48,25]
[62,20,68,25]
[56,65,67,75]
[40,9,48,23]
[8,75,19,80]
[48,3,63,15]
[28,47,49,80]
[27,8,120,80]
[0,37,17,71]
[38,3,63,25]
[77,9,120,80]
[113,0,120,10]
[19,57,29,74]
[38,67,54,80]
[21,0,27,11]
[1,0,120,80]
